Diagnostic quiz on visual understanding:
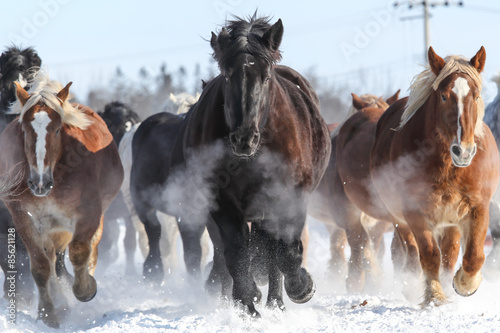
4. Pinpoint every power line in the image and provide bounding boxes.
[393,1,464,62]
